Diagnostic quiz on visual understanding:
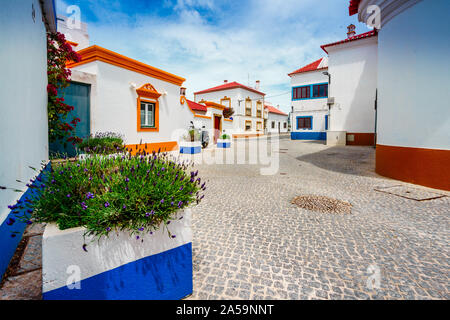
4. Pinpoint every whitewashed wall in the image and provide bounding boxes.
[327,37,378,133]
[195,86,265,134]
[267,113,289,133]
[290,70,329,116]
[0,0,49,224]
[291,110,328,132]
[72,61,194,145]
[376,0,450,150]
